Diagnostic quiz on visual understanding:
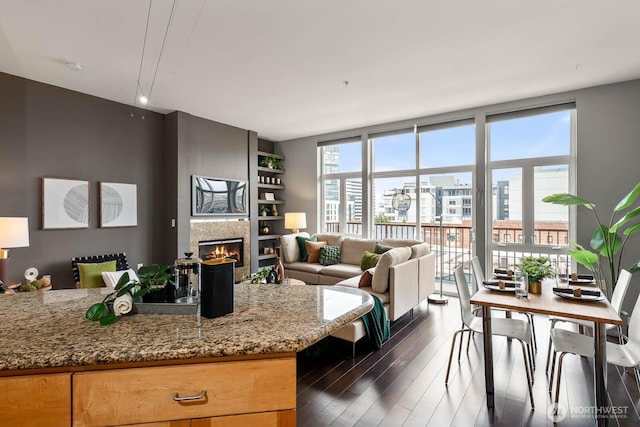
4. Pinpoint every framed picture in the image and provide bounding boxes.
[42,177,90,229]
[262,192,275,201]
[100,182,138,228]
